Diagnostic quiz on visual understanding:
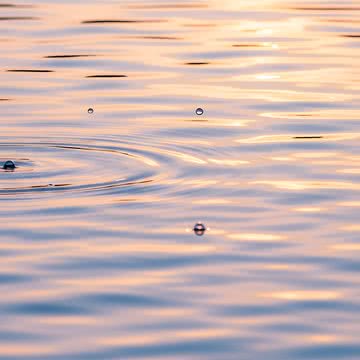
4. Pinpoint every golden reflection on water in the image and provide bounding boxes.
[263,290,342,301]
[228,233,286,242]
[252,180,360,191]
[294,207,323,212]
